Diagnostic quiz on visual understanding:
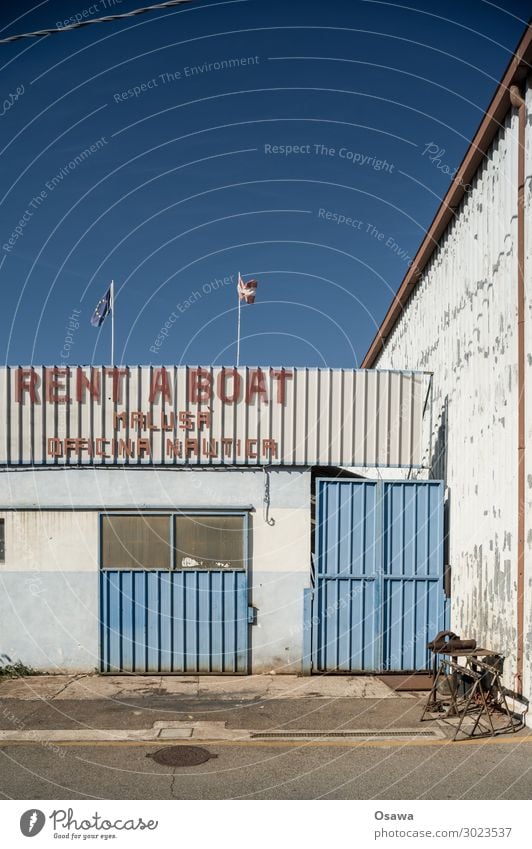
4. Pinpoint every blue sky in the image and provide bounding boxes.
[0,0,528,367]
